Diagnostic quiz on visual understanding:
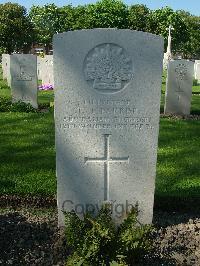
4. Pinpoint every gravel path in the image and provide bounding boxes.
[0,207,199,266]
